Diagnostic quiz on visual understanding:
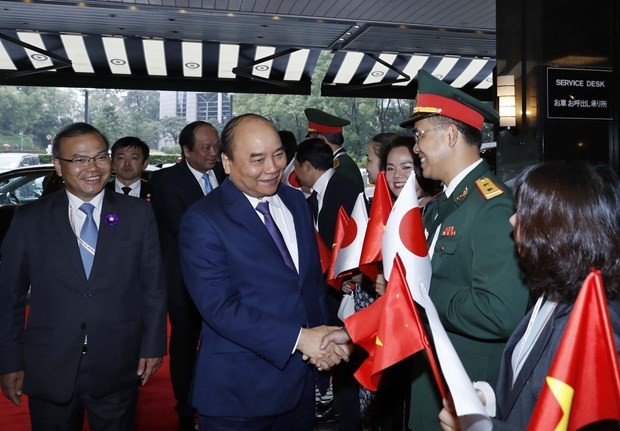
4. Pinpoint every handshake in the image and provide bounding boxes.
[297,326,353,371]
